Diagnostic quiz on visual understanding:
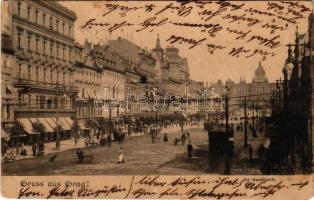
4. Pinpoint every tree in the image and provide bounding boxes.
[98,118,107,137]
[85,119,97,141]
[32,121,46,142]
[10,122,26,146]
[71,120,80,139]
